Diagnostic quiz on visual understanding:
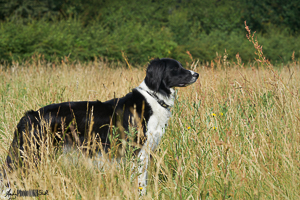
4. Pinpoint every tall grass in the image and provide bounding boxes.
[0,54,300,199]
